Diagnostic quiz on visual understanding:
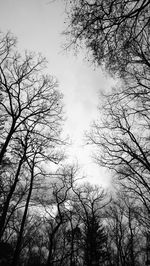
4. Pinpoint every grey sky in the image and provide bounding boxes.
[0,0,114,186]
